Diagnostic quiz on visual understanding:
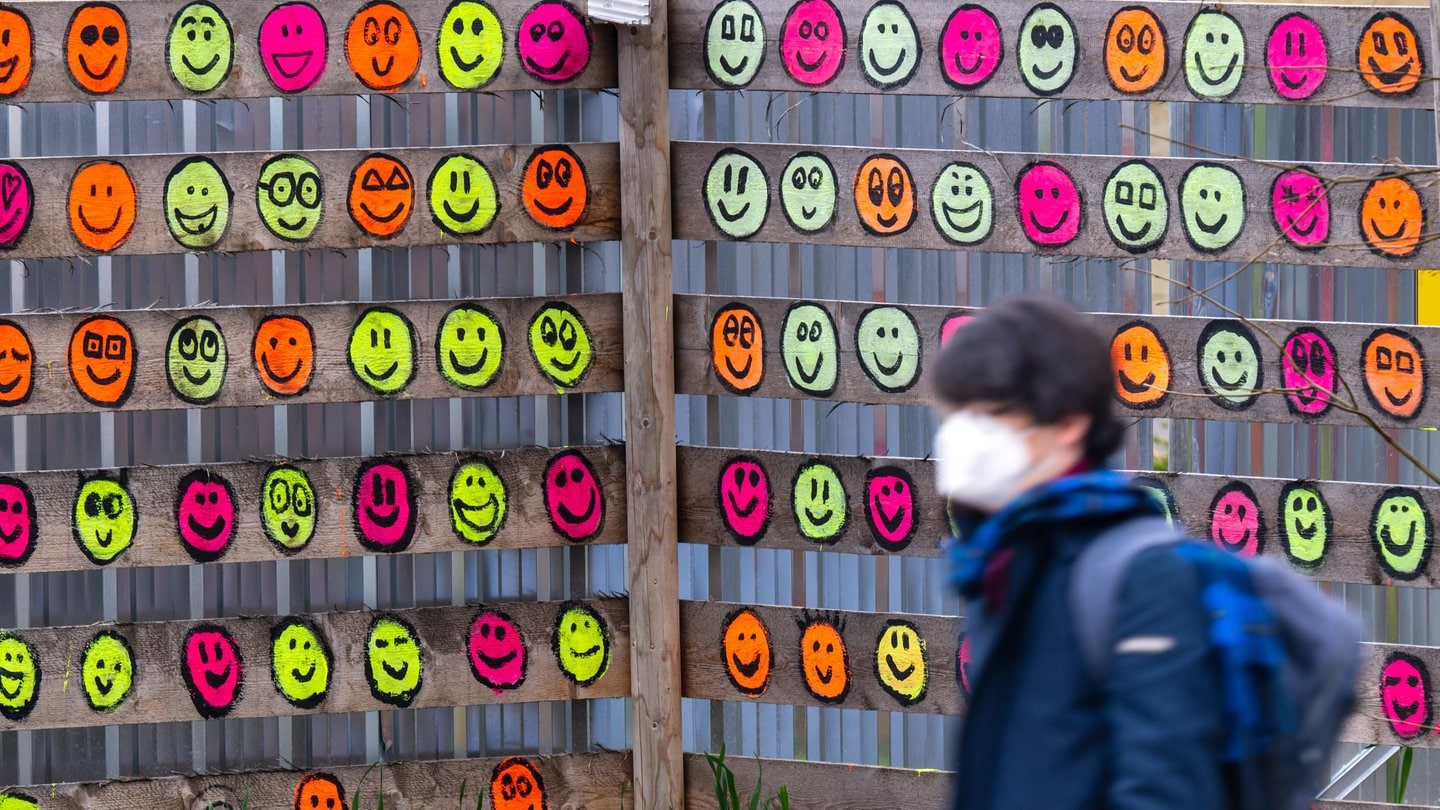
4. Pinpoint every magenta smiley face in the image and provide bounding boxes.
[719,457,771,545]
[940,312,972,347]
[182,625,243,718]
[780,0,846,86]
[467,609,526,692]
[1016,161,1081,246]
[544,450,604,541]
[258,3,328,92]
[864,466,915,551]
[517,1,591,83]
[176,470,236,562]
[1382,653,1430,739]
[0,162,32,249]
[1266,13,1327,101]
[354,459,416,552]
[956,634,972,698]
[1271,169,1329,249]
[0,477,34,566]
[940,5,1002,88]
[1282,327,1336,416]
[1209,481,1262,558]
